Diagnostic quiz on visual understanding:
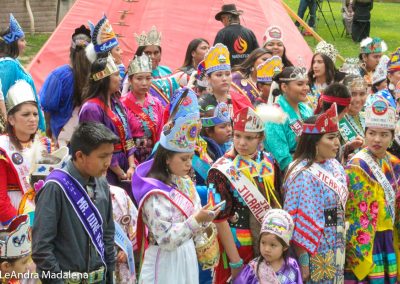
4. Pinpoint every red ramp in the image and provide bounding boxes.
[28,0,312,91]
